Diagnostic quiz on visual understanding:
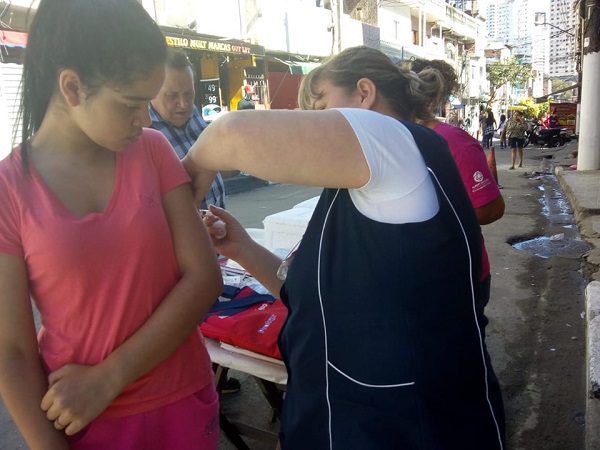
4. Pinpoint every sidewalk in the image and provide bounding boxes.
[223,173,269,196]
[548,140,600,450]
